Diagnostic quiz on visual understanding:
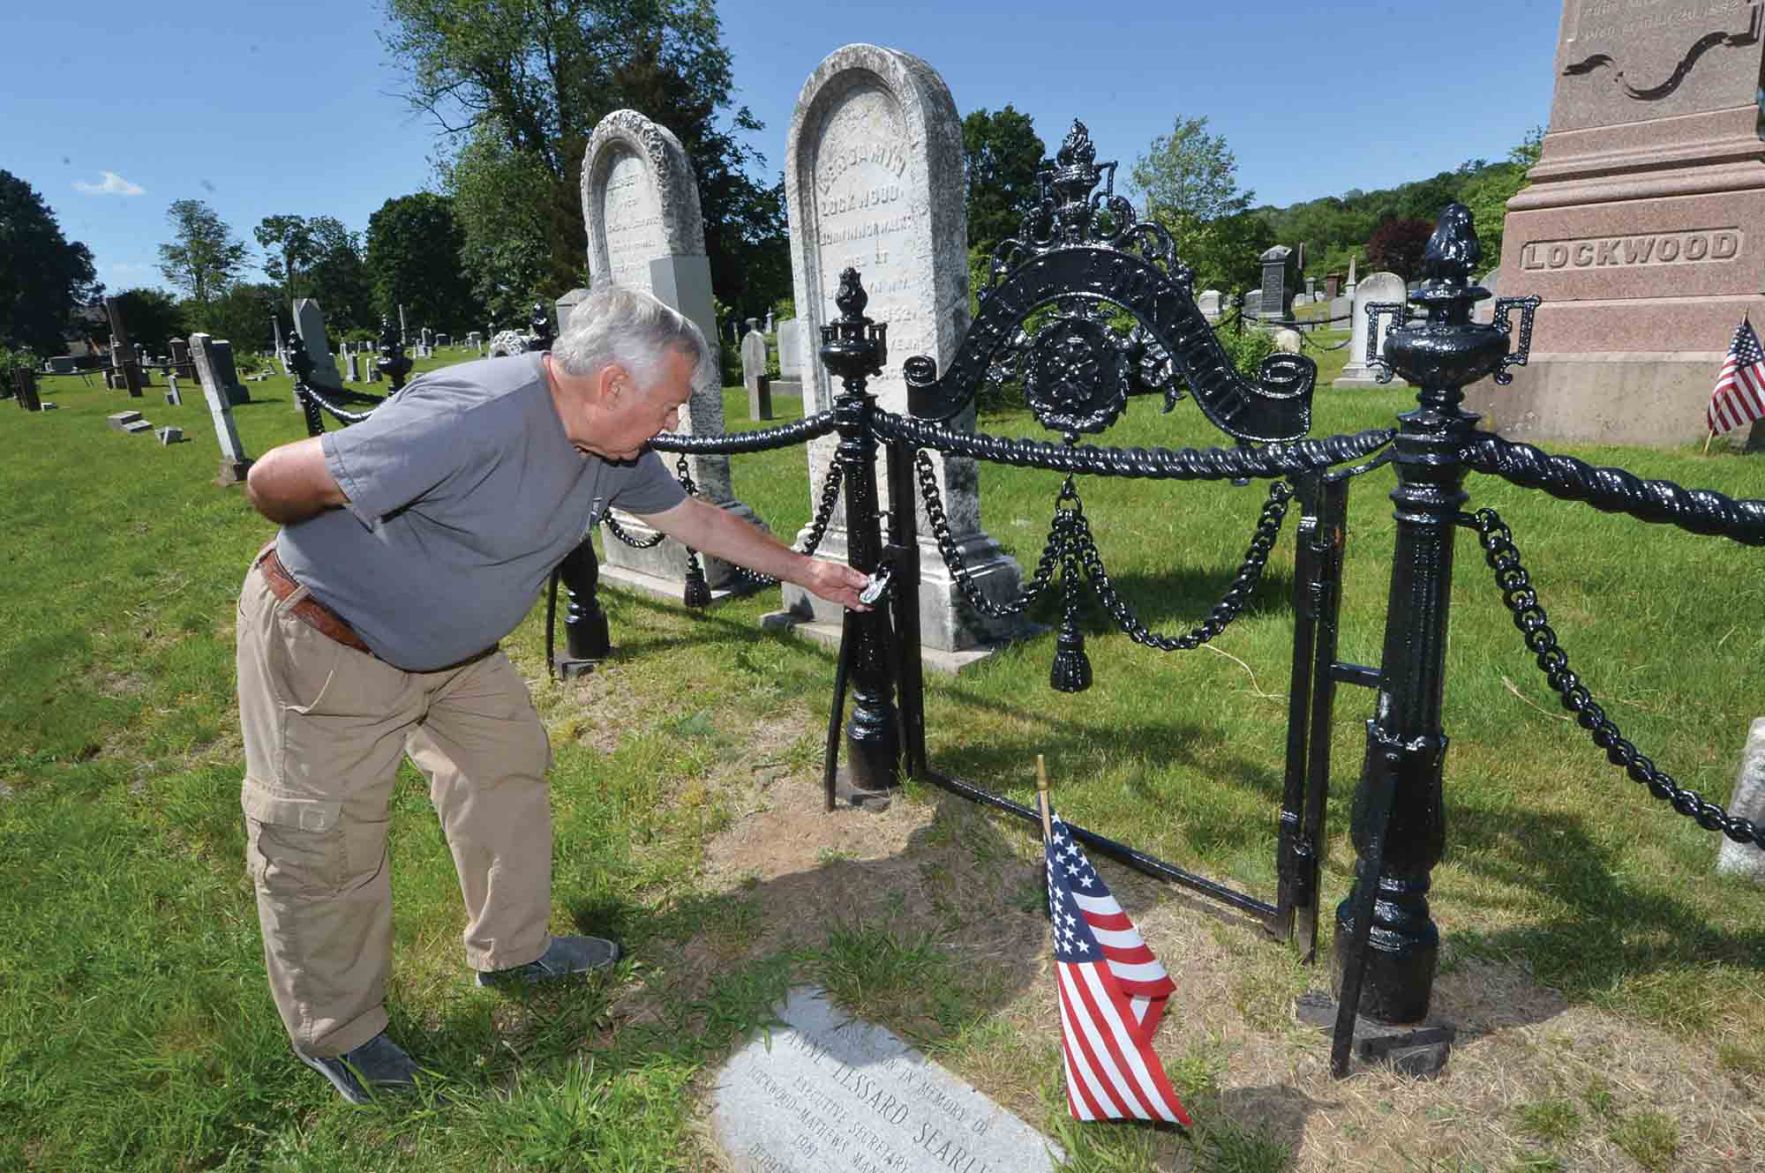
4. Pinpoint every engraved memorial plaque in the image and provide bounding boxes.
[711,987,1064,1173]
